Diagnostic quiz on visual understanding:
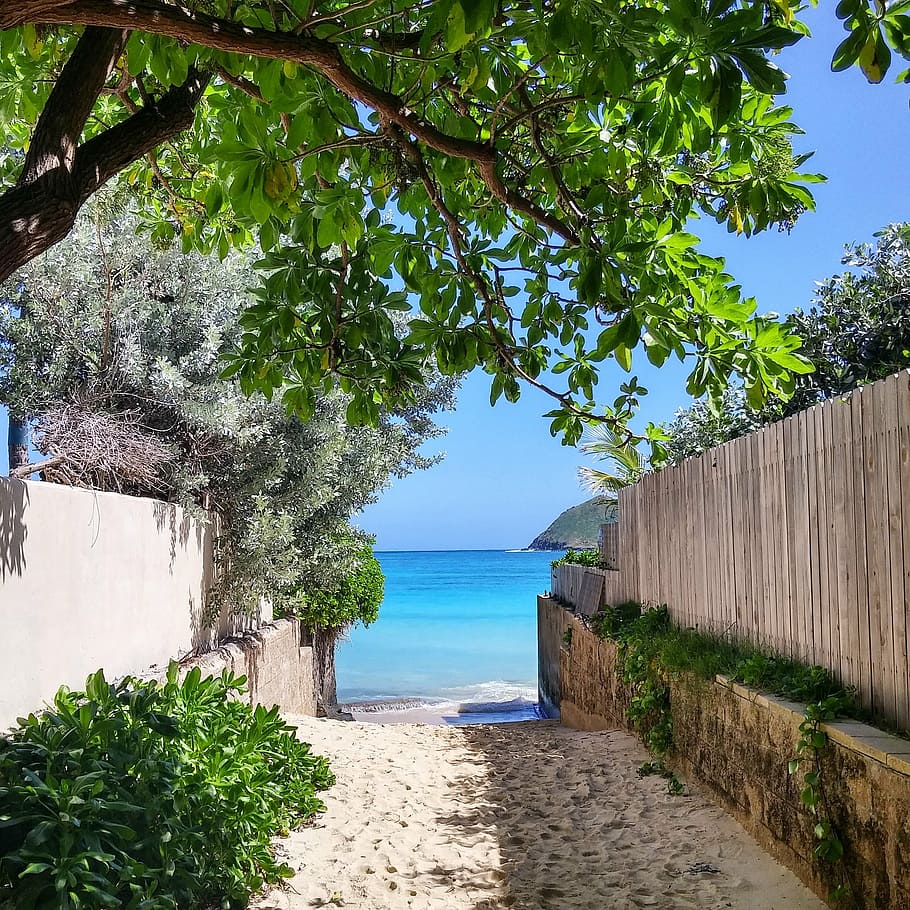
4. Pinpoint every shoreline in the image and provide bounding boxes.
[340,695,543,726]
